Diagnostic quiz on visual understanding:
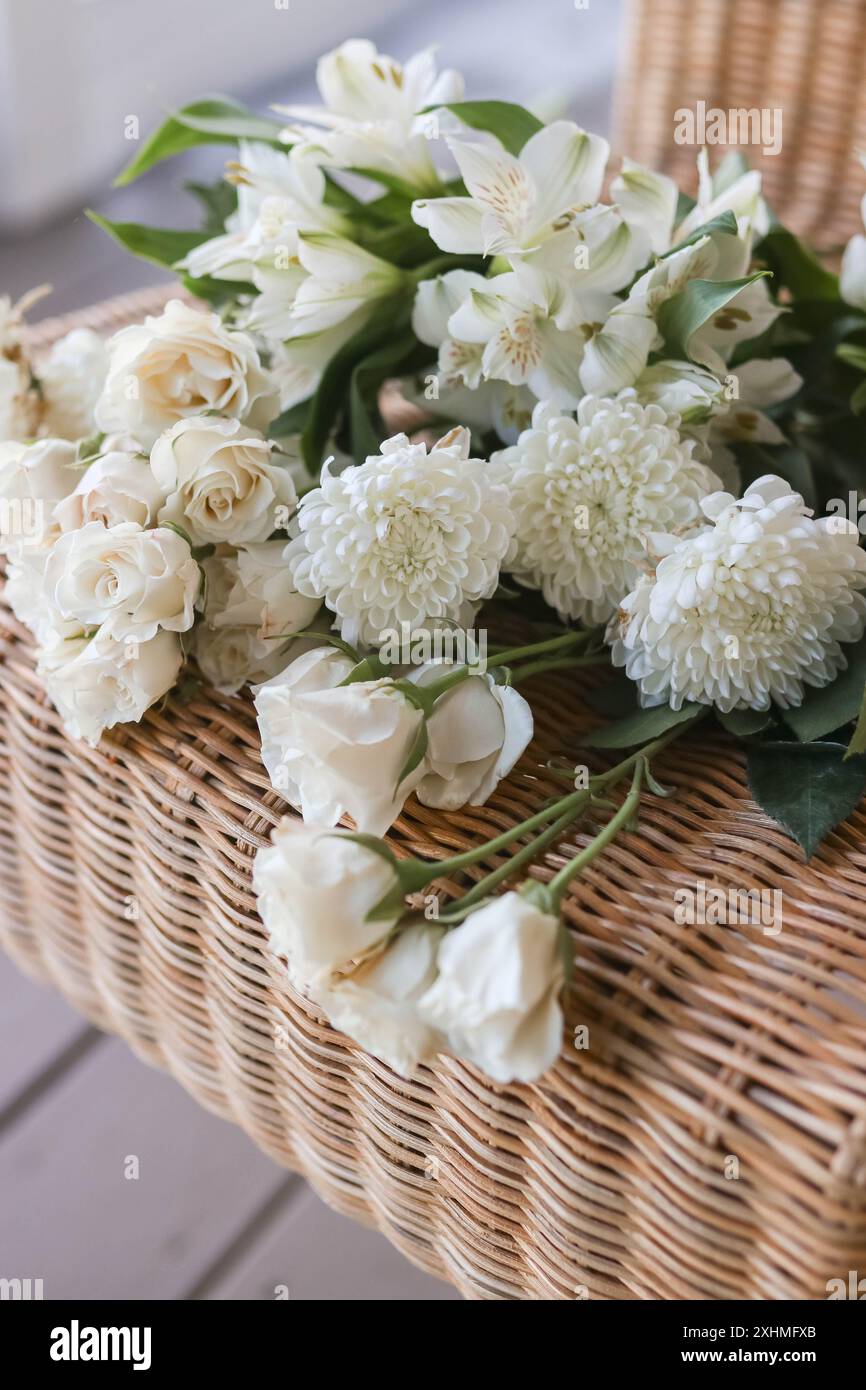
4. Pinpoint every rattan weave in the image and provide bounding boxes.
[2,286,866,1301]
[614,0,866,248]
